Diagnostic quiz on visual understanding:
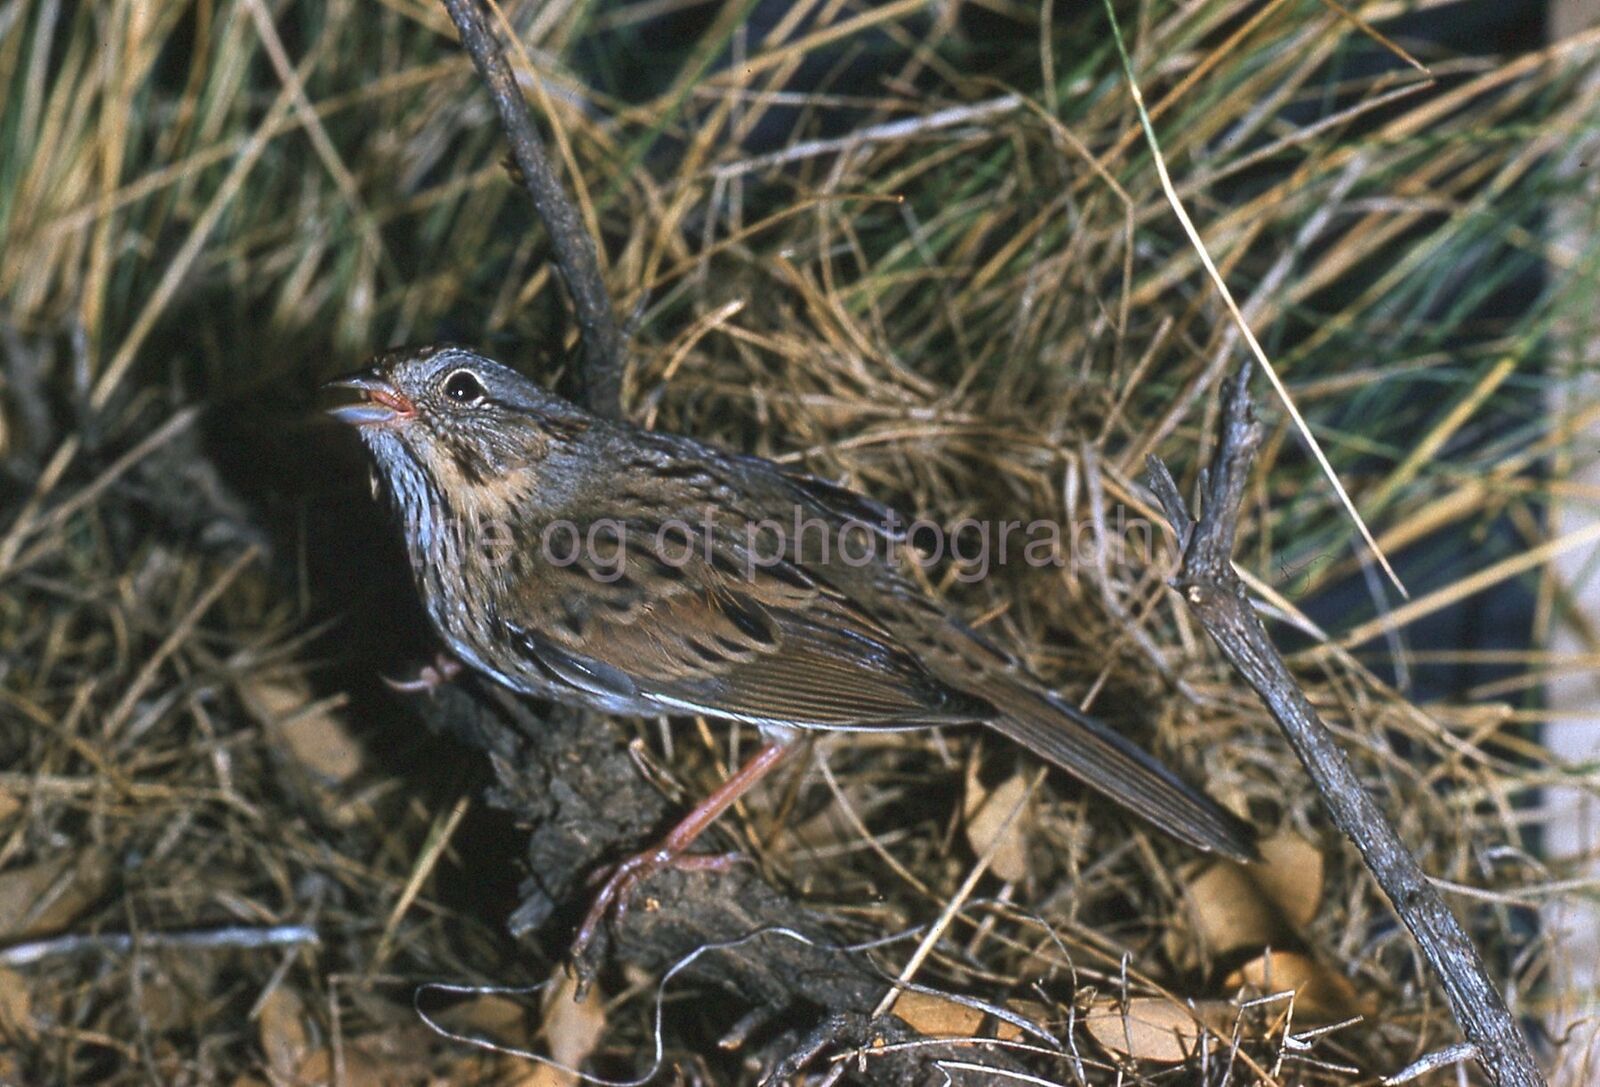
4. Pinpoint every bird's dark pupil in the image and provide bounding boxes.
[445,371,483,403]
